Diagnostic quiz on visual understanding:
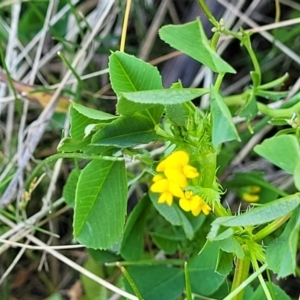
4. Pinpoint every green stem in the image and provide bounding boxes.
[200,152,217,189]
[224,91,300,118]
[117,263,143,300]
[184,262,193,300]
[230,255,251,300]
[254,213,291,241]
[213,202,231,217]
[197,0,218,26]
[211,32,220,51]
[214,73,225,92]
[257,102,300,118]
[250,254,272,300]
[224,264,268,300]
[105,259,184,267]
[223,29,261,85]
